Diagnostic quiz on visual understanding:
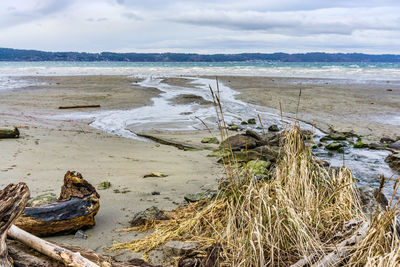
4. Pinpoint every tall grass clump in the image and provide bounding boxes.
[112,83,399,266]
